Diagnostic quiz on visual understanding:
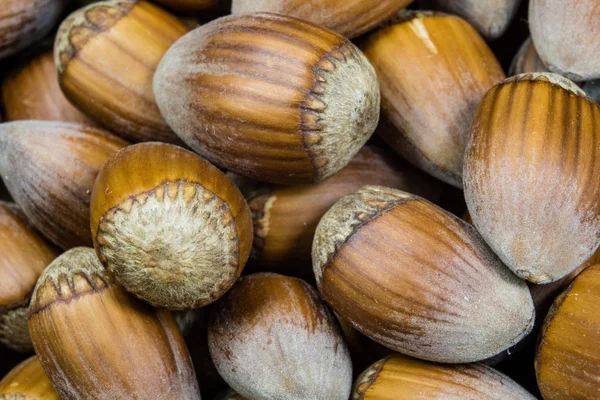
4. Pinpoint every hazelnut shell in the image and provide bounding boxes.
[0,356,59,400]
